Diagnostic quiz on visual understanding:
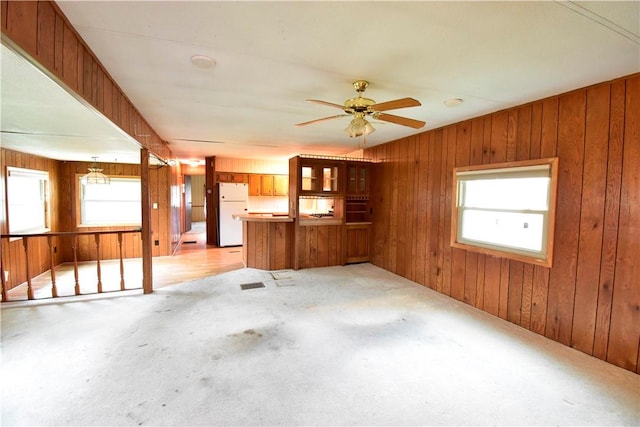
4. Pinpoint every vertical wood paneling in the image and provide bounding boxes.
[36,1,55,70]
[593,80,625,360]
[451,122,471,302]
[414,134,429,286]
[546,91,586,345]
[608,75,640,371]
[365,74,639,373]
[404,136,417,281]
[429,130,442,291]
[5,1,38,57]
[441,126,456,296]
[571,84,610,353]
